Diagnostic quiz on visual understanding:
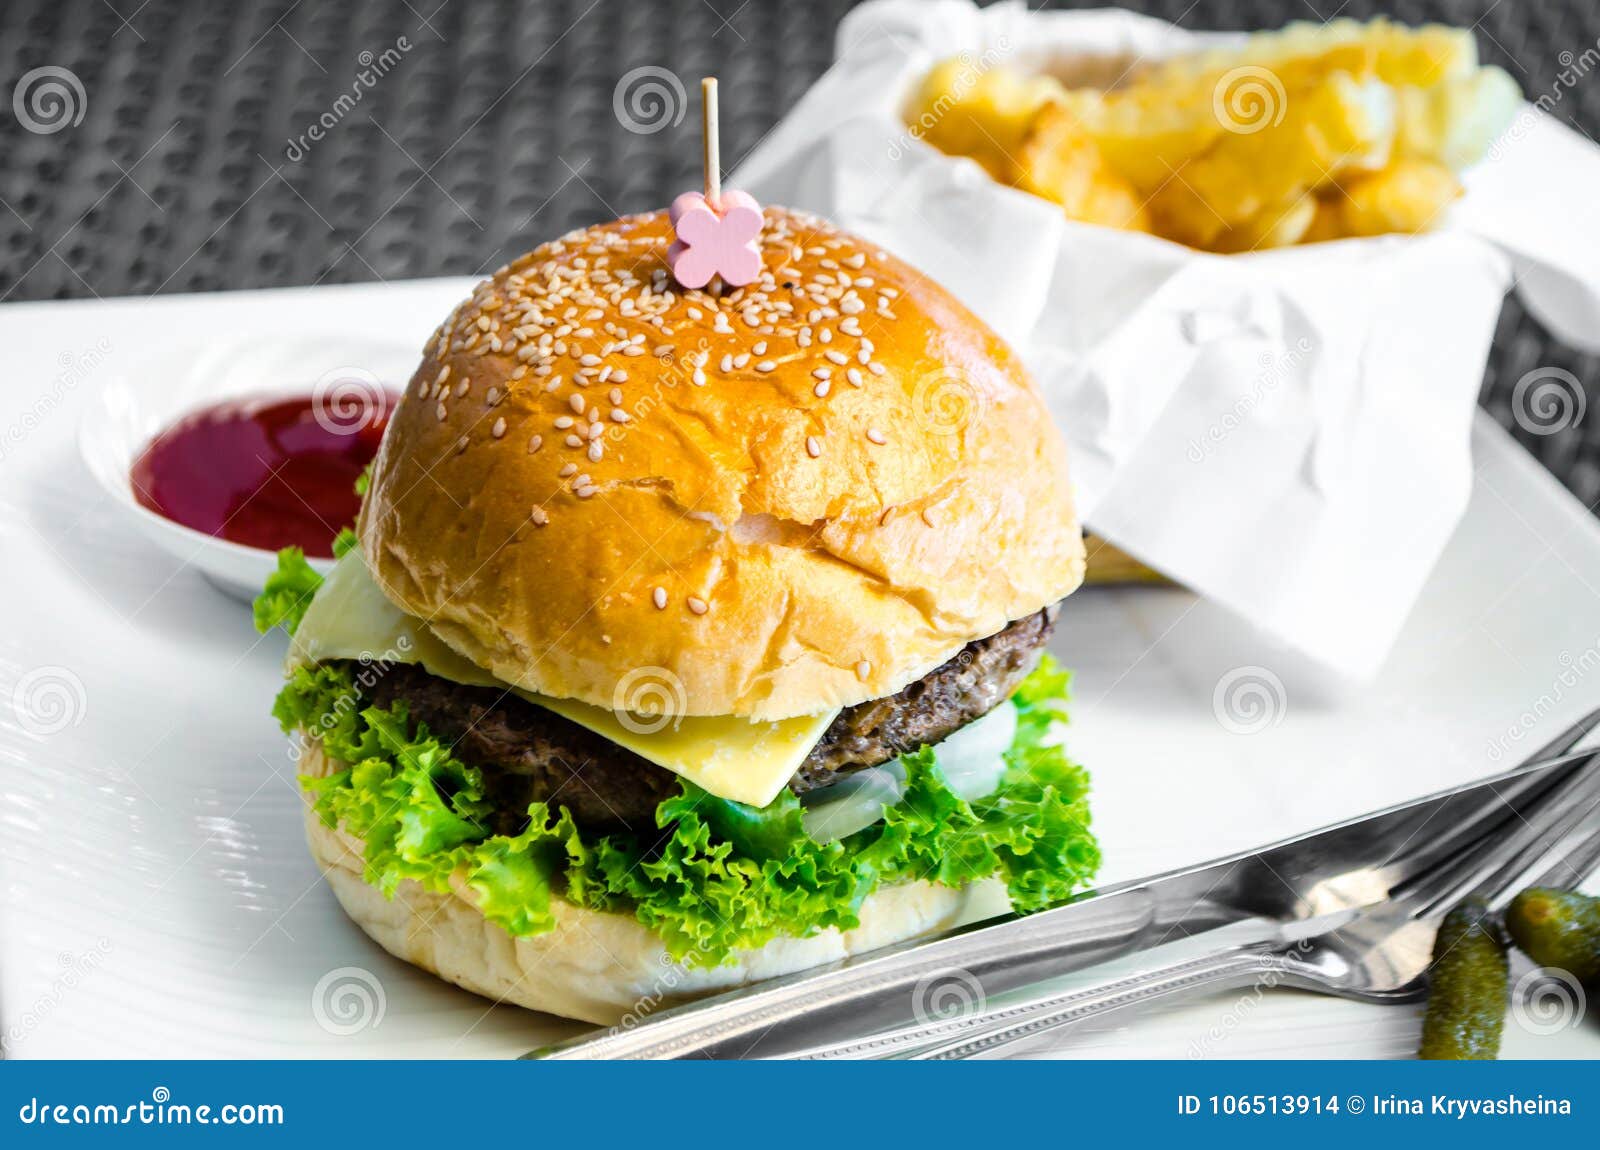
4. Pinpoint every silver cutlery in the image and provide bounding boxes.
[800,741,1600,1059]
[529,709,1600,1060]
